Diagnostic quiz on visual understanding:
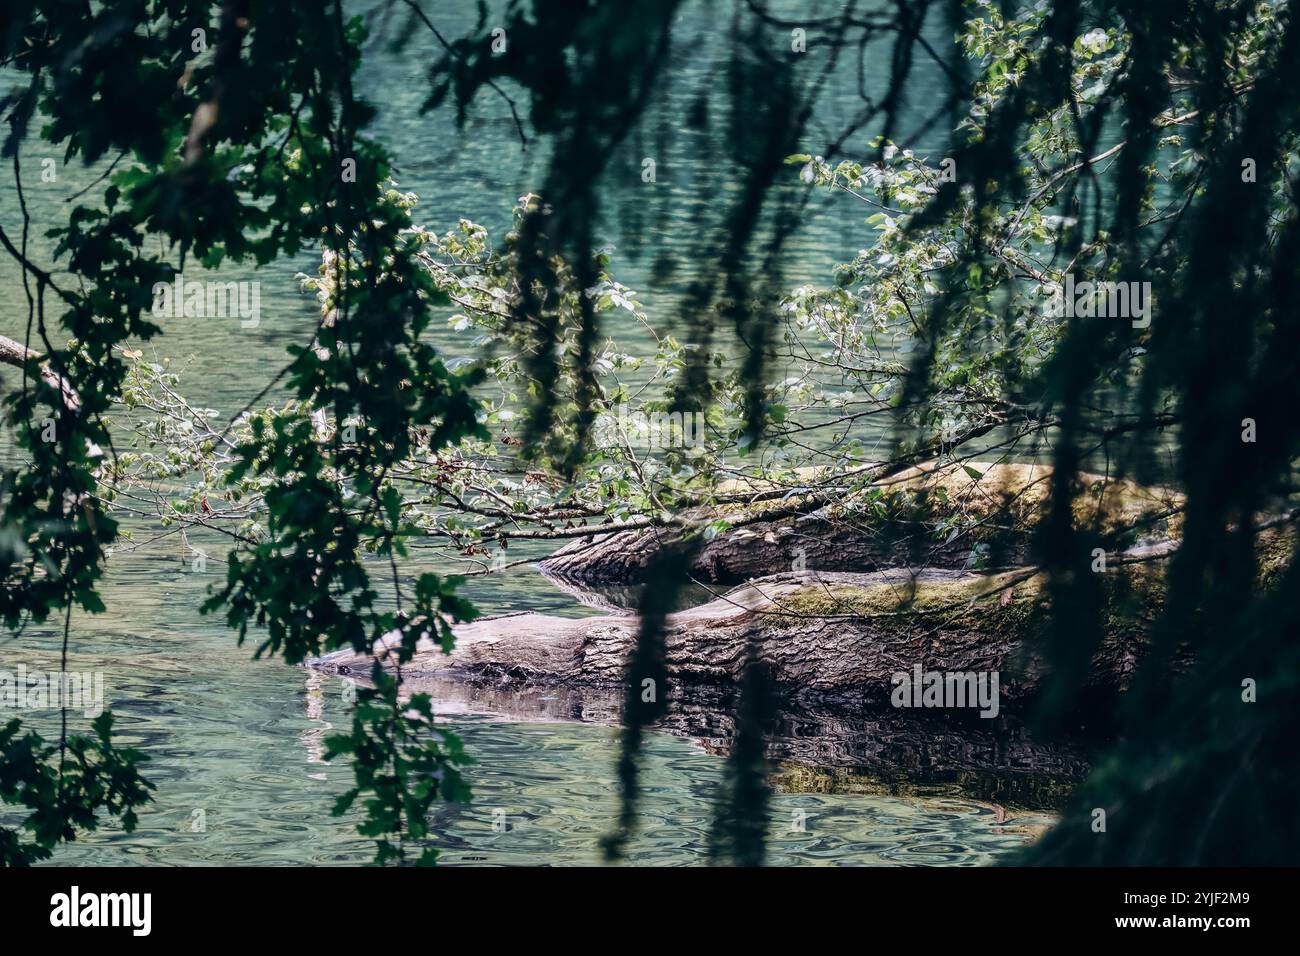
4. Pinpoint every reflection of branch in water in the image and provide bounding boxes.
[300,669,336,776]
[537,569,712,615]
